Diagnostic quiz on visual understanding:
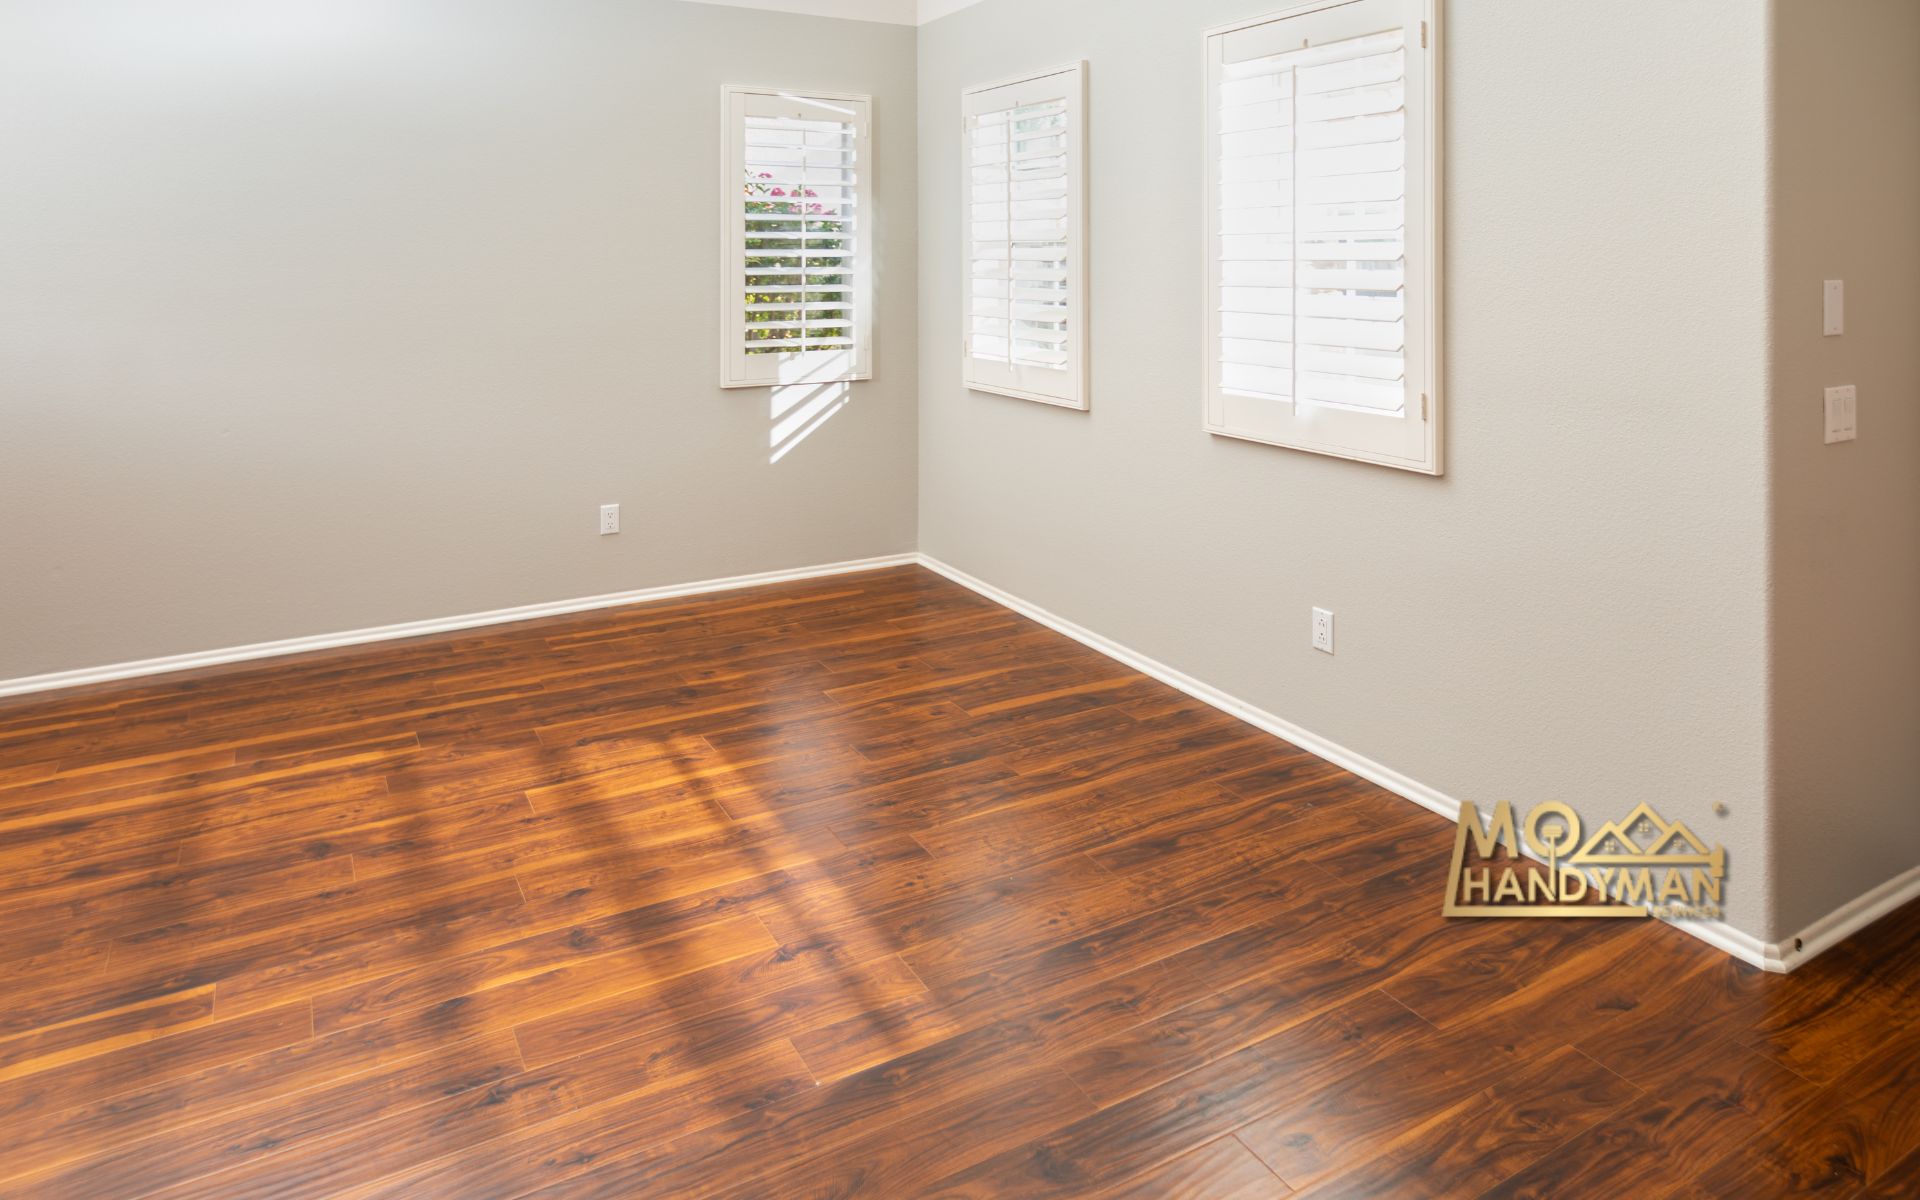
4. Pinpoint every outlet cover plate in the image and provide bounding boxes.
[1311,607,1335,654]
